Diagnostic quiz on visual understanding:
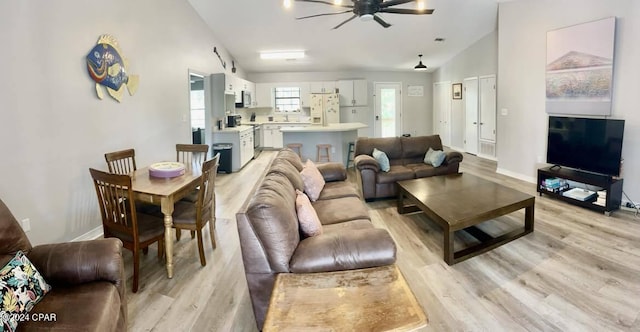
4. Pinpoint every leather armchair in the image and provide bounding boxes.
[0,198,126,332]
